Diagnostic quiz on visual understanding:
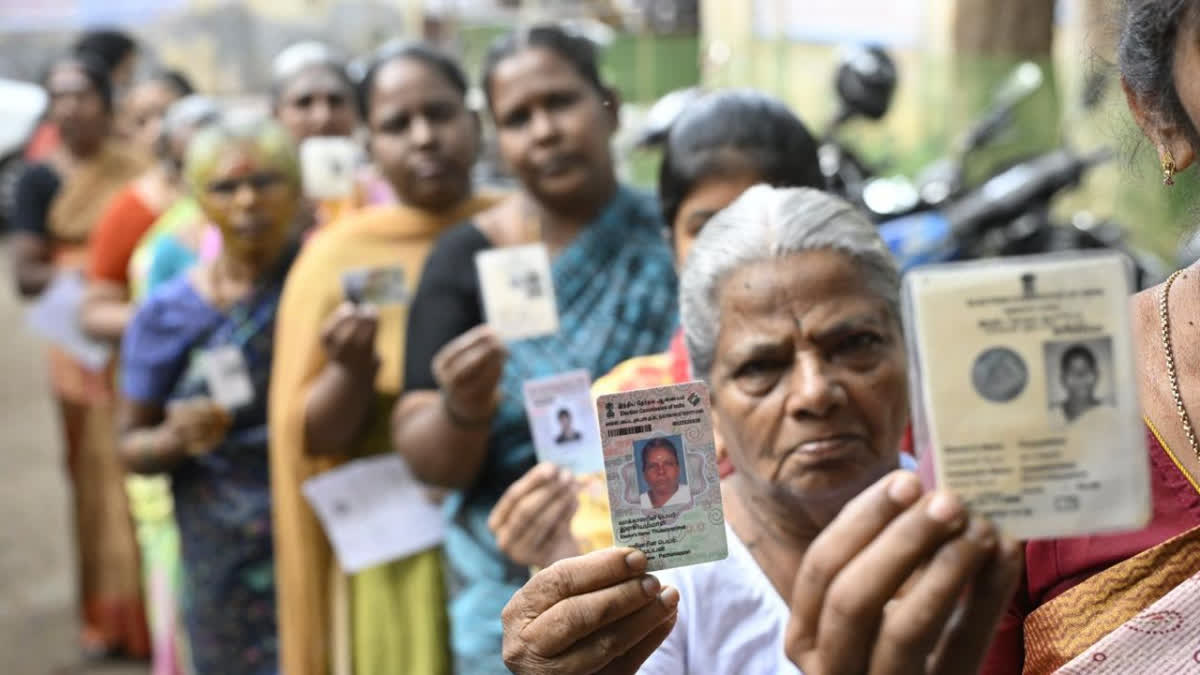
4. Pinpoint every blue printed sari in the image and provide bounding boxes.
[446,187,678,673]
[122,257,292,675]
